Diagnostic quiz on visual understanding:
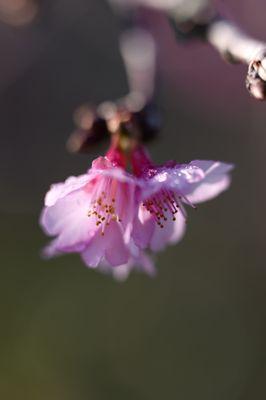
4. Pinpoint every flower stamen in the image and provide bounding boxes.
[143,189,183,227]
[87,179,123,235]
